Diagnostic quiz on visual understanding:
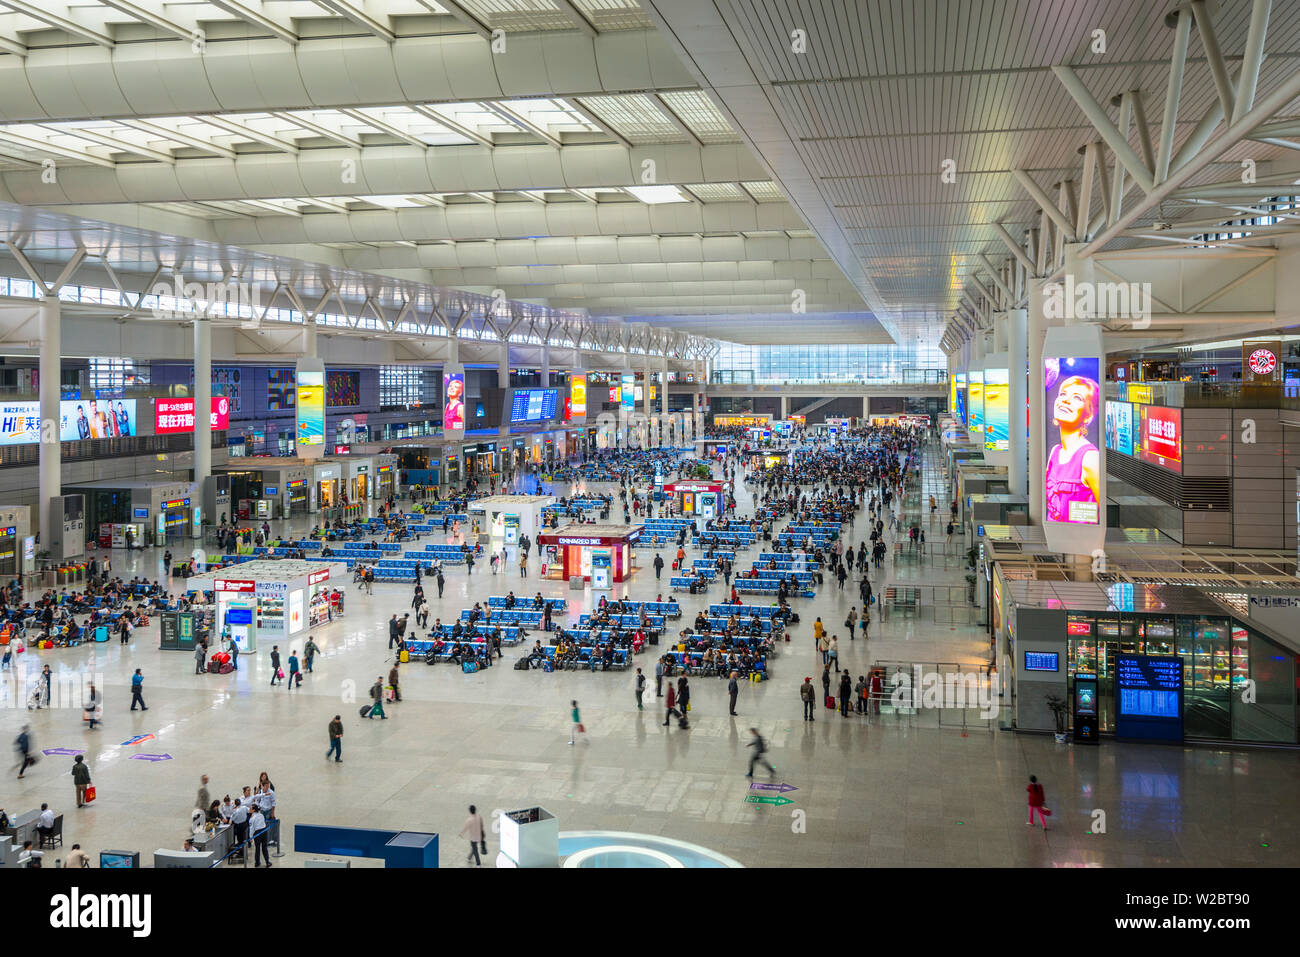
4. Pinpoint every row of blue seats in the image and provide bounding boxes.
[595,600,680,617]
[735,580,815,598]
[702,615,778,633]
[405,638,491,661]
[534,645,631,670]
[489,596,565,611]
[670,576,710,590]
[423,625,523,644]
[661,651,767,677]
[785,523,843,532]
[460,608,545,627]
[339,541,400,552]
[576,612,665,630]
[757,553,820,566]
[708,603,785,620]
[753,559,822,572]
[744,569,815,583]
